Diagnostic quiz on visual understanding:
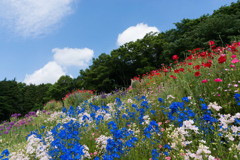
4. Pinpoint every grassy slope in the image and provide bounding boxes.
[0,42,240,159]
